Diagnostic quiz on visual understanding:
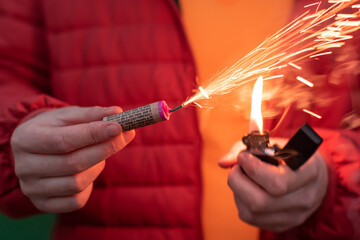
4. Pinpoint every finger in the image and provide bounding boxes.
[15,131,135,178]
[219,141,246,168]
[234,195,308,232]
[16,131,135,177]
[228,165,271,213]
[33,183,93,213]
[238,151,317,196]
[49,106,123,125]
[20,161,105,198]
[21,120,125,154]
[230,171,323,213]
